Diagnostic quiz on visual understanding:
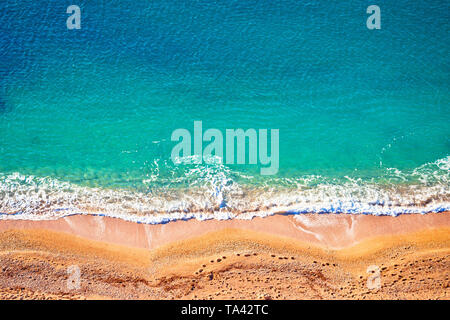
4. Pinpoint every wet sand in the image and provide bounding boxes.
[0,212,449,300]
